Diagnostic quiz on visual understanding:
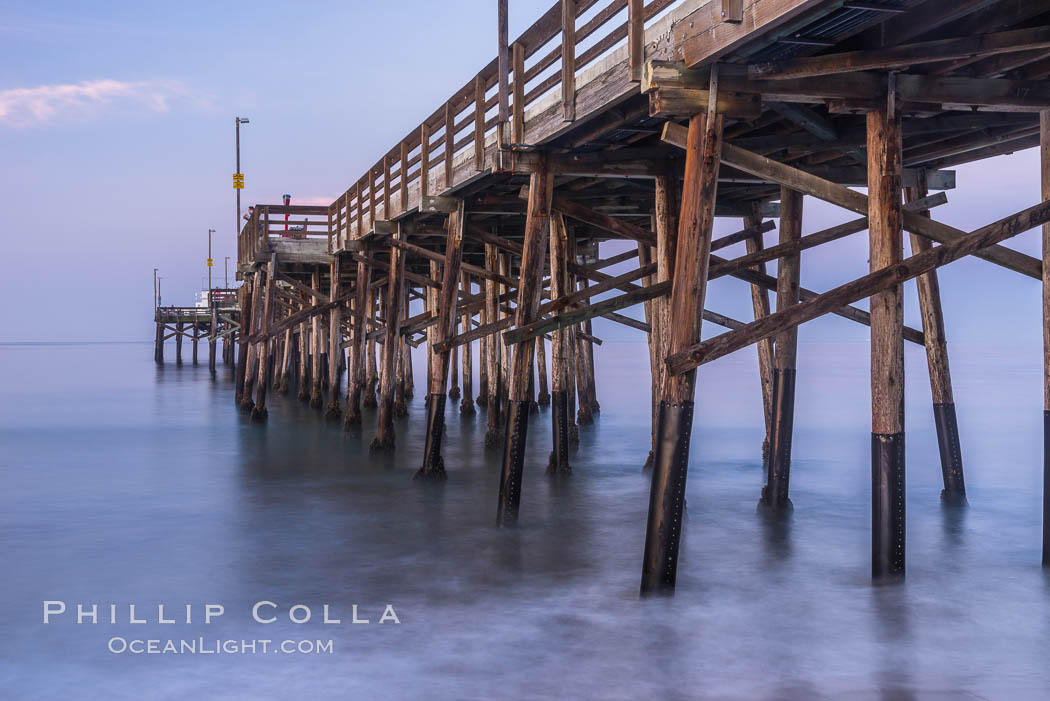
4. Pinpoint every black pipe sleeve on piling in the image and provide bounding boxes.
[640,400,694,596]
[1043,411,1050,567]
[496,400,530,526]
[932,402,966,505]
[872,432,906,578]
[547,390,571,474]
[416,393,448,481]
[762,368,796,511]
